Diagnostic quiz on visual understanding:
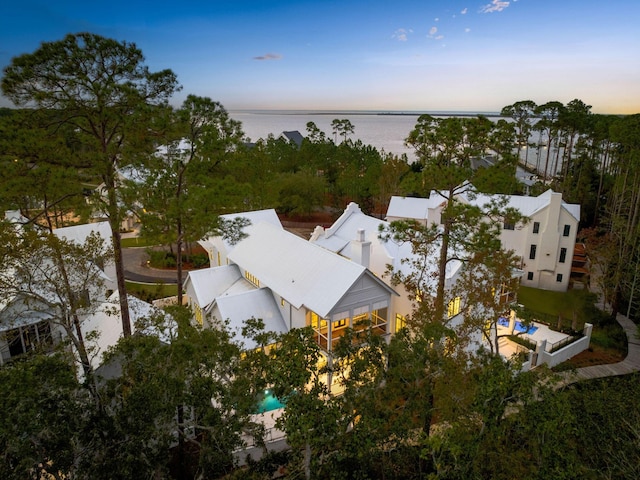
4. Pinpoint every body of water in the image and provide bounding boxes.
[230,110,502,161]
